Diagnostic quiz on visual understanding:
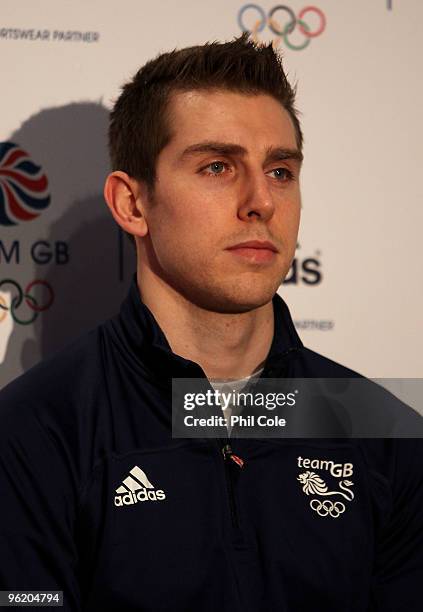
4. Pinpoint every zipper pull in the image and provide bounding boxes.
[222,444,245,468]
